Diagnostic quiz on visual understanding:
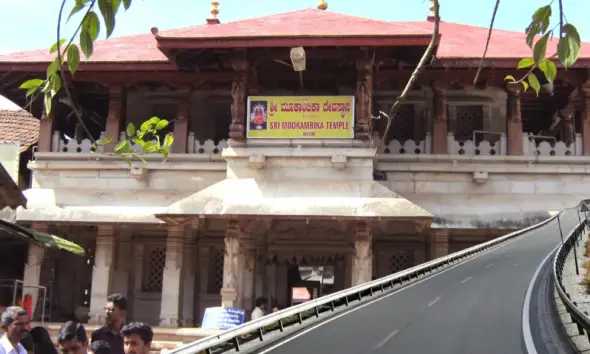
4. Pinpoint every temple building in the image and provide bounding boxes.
[0,0,589,328]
